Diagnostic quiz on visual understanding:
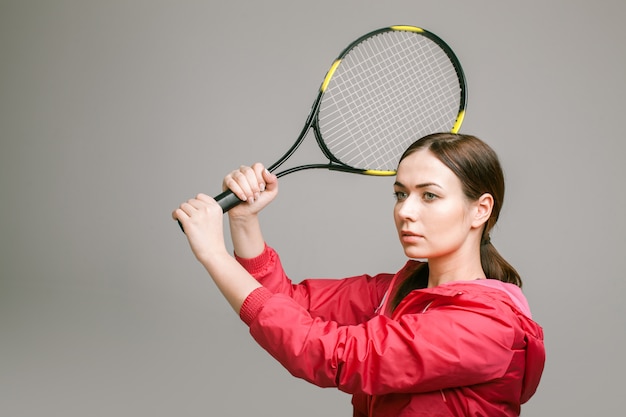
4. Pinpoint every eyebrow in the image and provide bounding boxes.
[394,180,443,190]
